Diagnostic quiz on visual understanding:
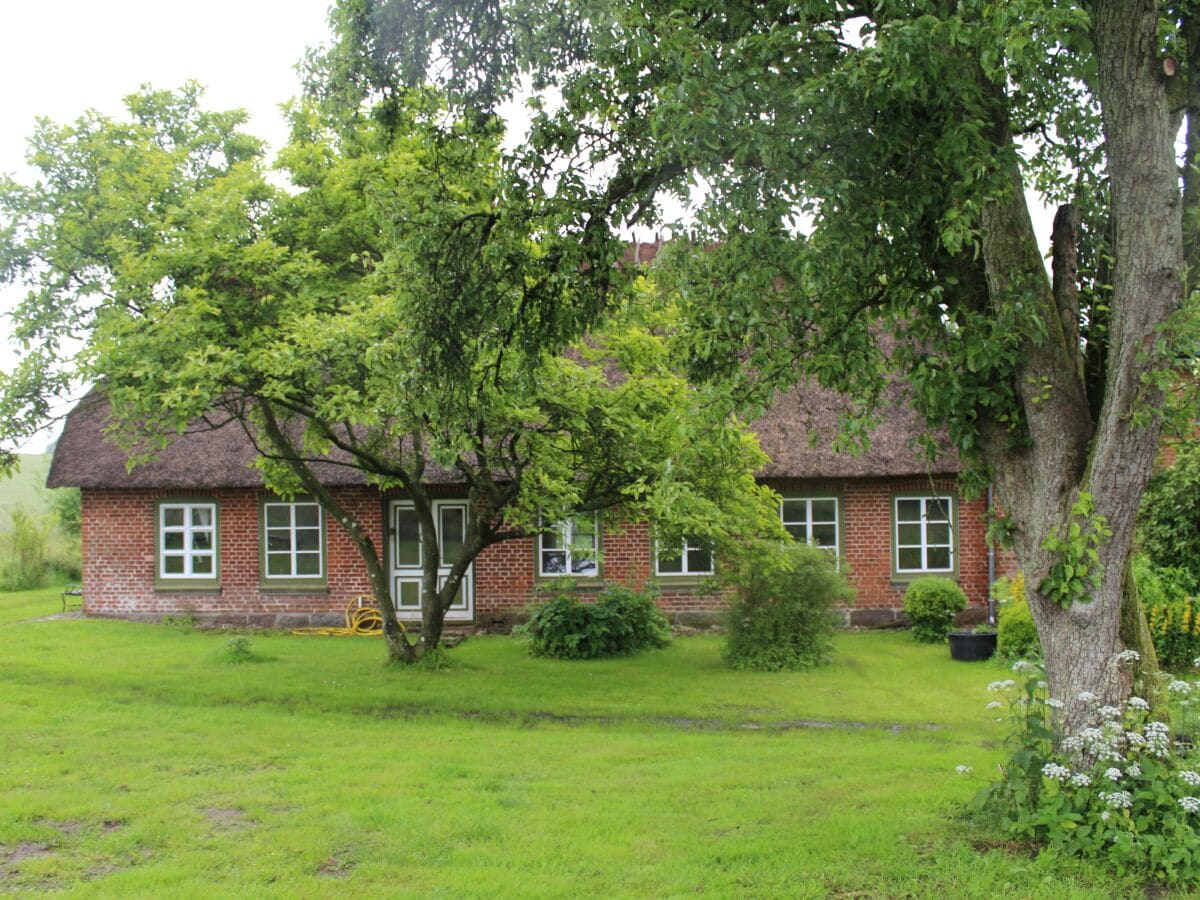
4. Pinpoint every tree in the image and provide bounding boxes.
[312,0,1200,718]
[0,85,782,662]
